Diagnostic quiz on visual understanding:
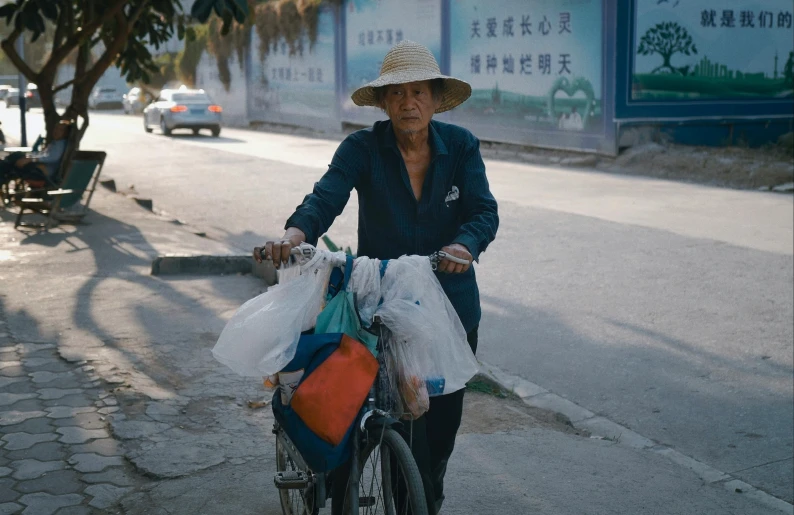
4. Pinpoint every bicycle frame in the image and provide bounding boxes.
[272,245,431,514]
